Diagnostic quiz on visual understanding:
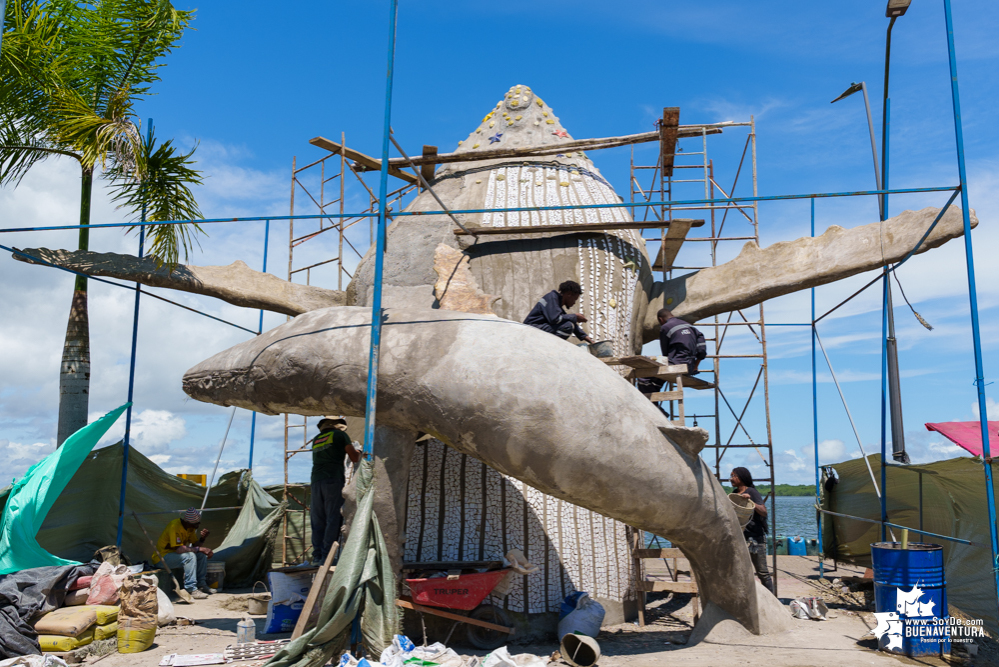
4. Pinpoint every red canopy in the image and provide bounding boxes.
[925,421,999,457]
